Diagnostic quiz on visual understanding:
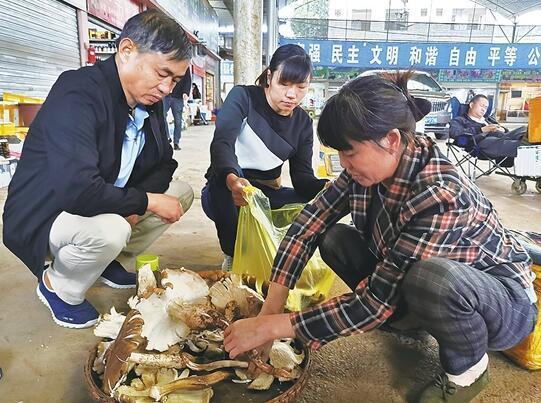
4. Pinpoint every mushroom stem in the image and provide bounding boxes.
[128,352,193,369]
[186,359,249,372]
[149,371,231,400]
[248,350,297,380]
